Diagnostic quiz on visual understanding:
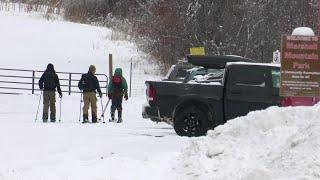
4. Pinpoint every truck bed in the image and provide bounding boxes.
[144,80,224,123]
